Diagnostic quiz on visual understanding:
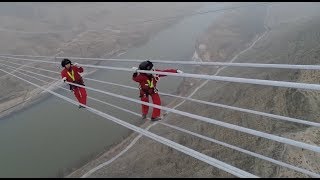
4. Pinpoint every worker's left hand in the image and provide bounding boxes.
[177,69,183,73]
[73,63,79,66]
[62,77,67,82]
